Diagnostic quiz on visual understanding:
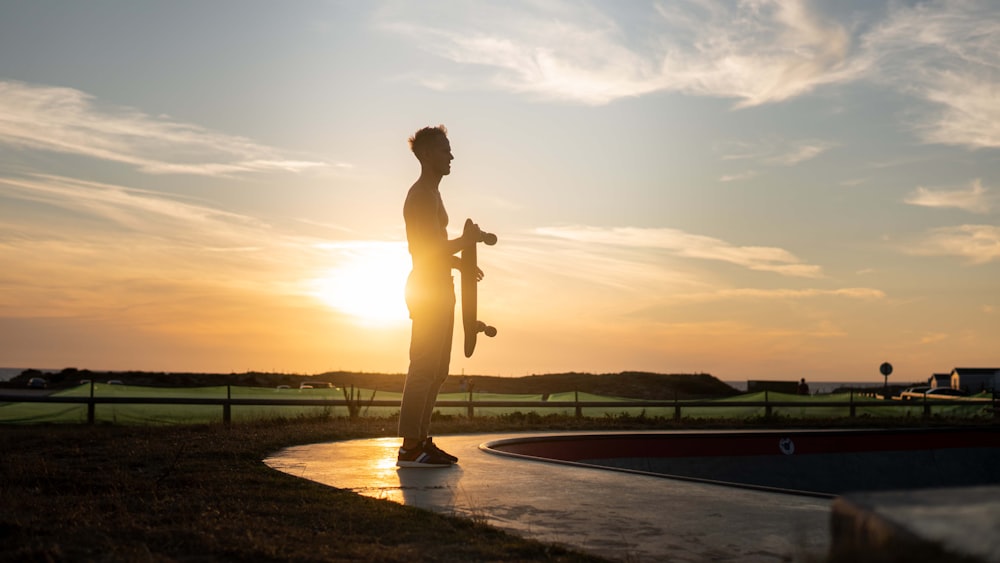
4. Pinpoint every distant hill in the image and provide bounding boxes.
[308,371,740,399]
[3,368,739,399]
